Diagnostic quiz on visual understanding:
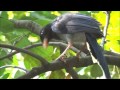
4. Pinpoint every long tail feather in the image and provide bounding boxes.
[85,33,111,79]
